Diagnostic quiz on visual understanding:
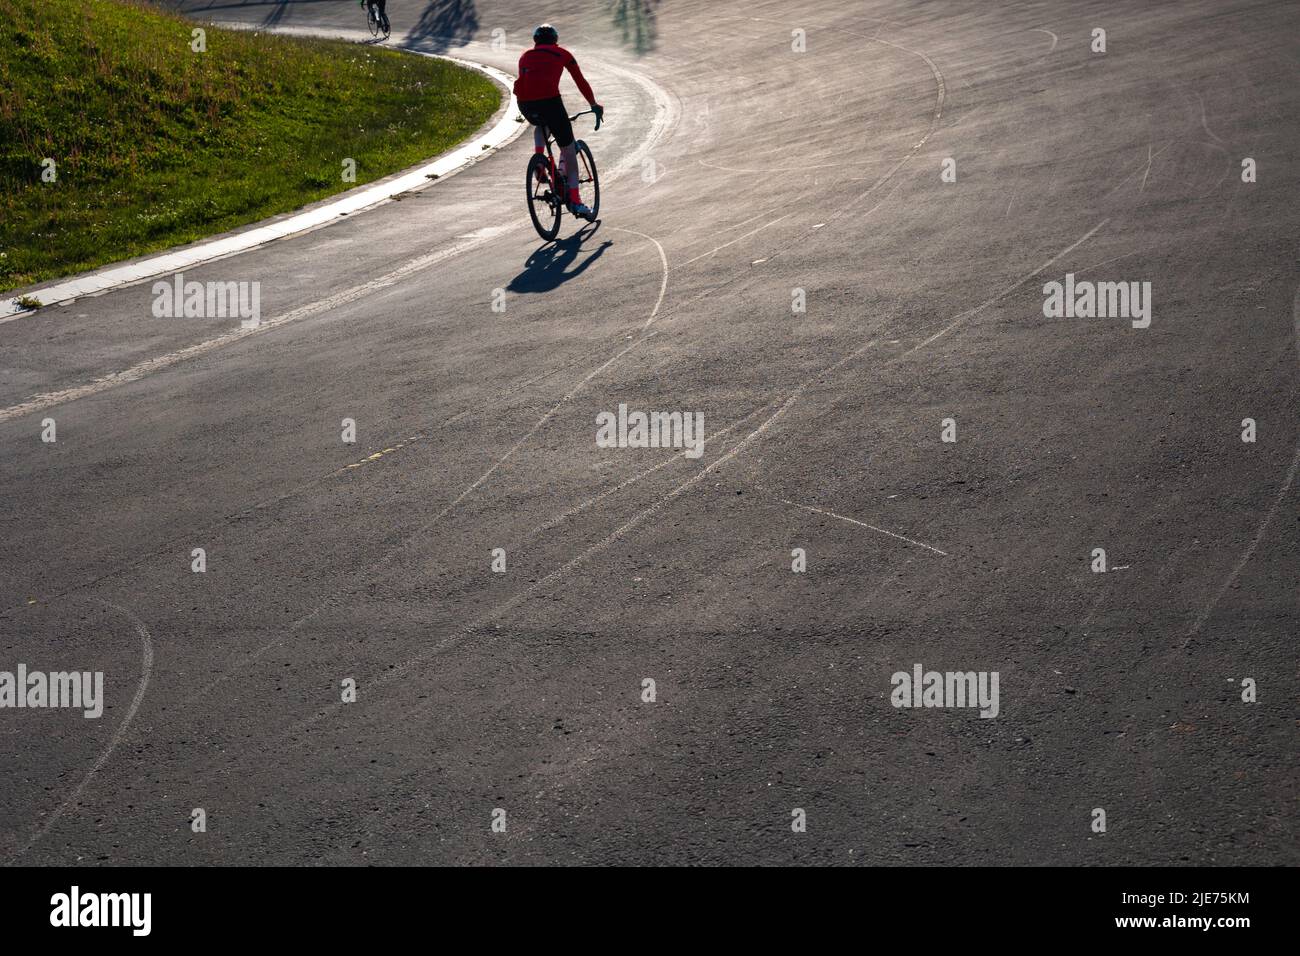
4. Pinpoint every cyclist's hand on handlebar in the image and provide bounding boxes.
[591,103,604,130]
